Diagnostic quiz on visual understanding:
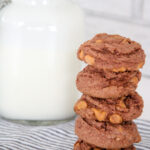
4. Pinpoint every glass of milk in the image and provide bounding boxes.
[0,0,84,125]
